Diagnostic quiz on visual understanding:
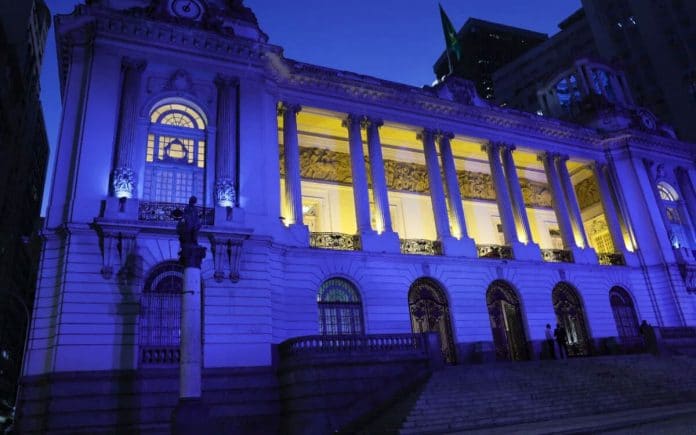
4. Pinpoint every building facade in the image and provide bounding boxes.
[495,1,696,143]
[20,0,696,432]
[433,18,547,100]
[0,0,50,424]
